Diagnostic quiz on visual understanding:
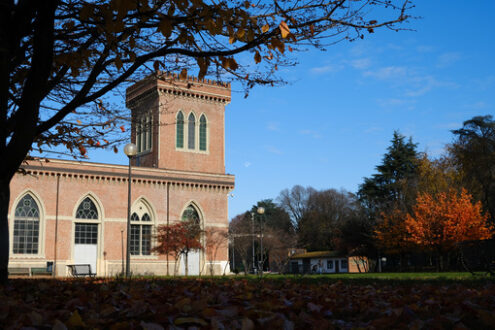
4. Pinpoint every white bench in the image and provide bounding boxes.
[67,264,96,277]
